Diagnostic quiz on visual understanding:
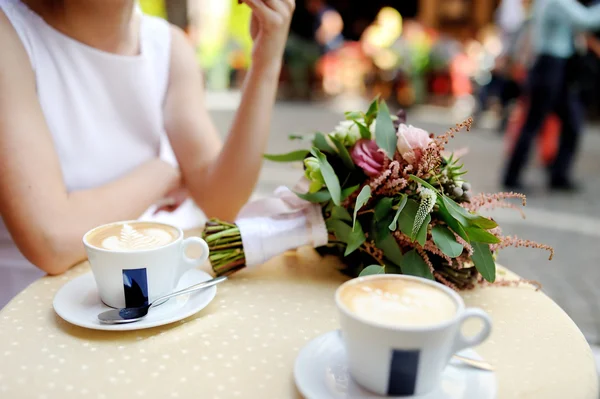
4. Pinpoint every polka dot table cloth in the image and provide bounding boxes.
[0,238,597,399]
